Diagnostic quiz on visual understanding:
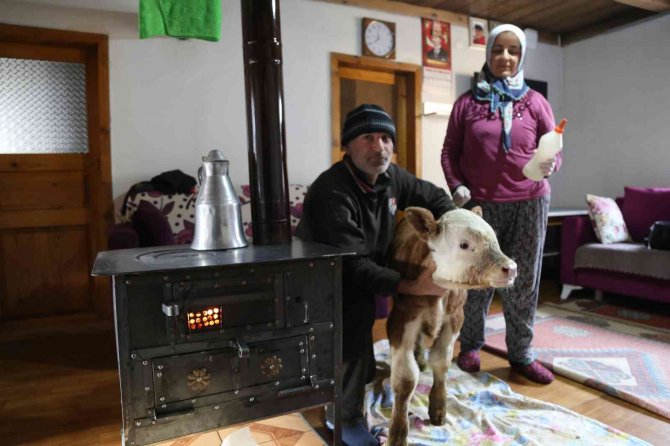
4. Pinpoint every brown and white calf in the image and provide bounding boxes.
[386,207,517,446]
